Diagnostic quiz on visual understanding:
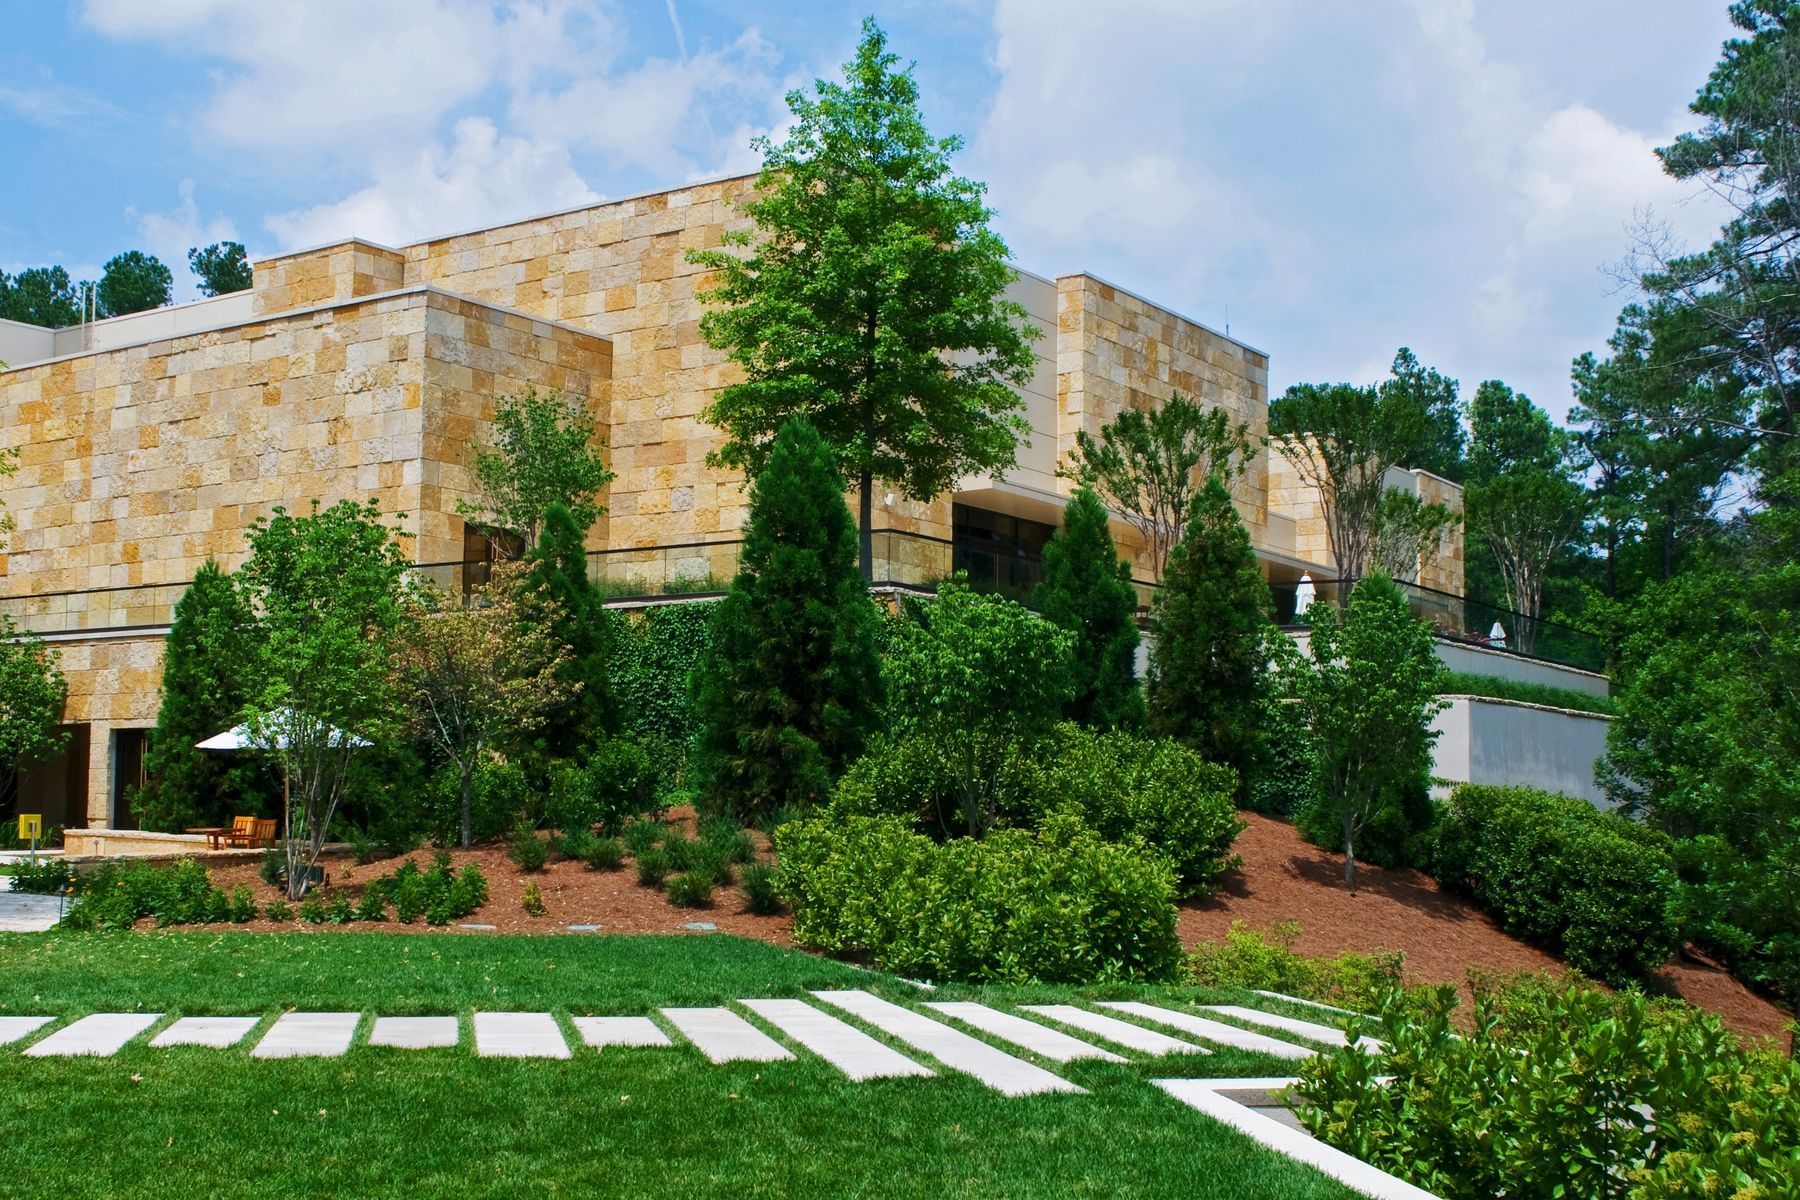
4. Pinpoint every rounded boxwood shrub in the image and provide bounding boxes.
[546,735,660,836]
[774,811,1181,984]
[1430,784,1680,984]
